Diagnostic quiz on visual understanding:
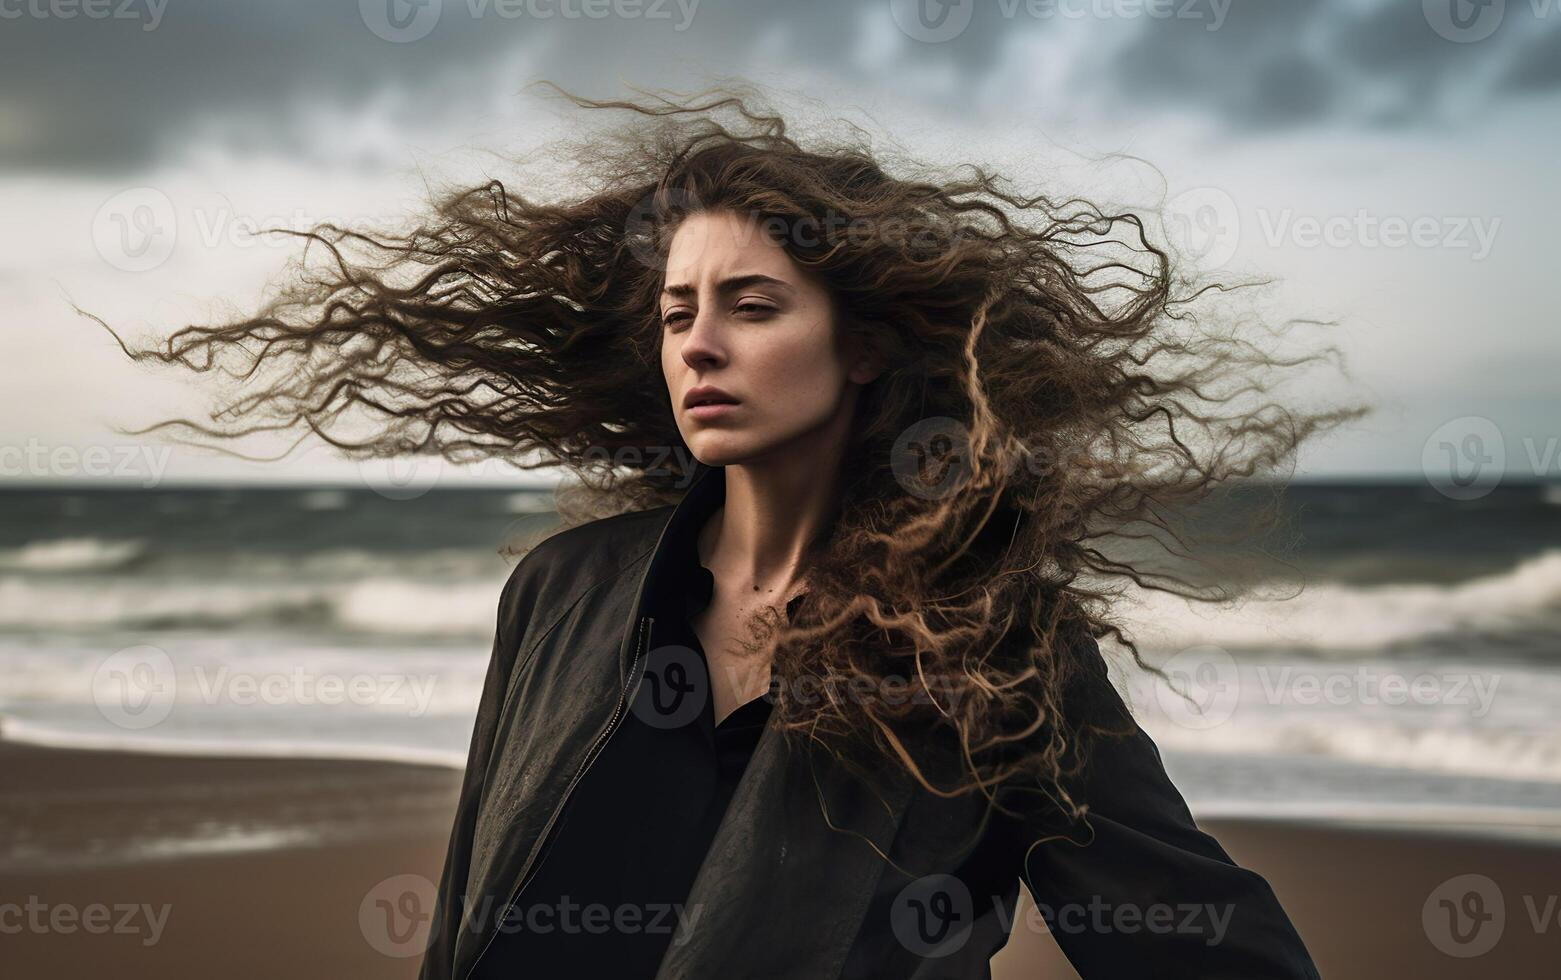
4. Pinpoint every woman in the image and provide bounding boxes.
[112,86,1342,978]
